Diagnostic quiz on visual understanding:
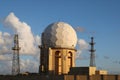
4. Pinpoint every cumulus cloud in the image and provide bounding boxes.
[0,32,13,55]
[20,58,39,73]
[0,55,12,61]
[0,12,41,74]
[74,27,89,59]
[77,39,88,50]
[0,61,12,75]
[3,12,40,55]
[74,27,85,33]
[76,39,89,59]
